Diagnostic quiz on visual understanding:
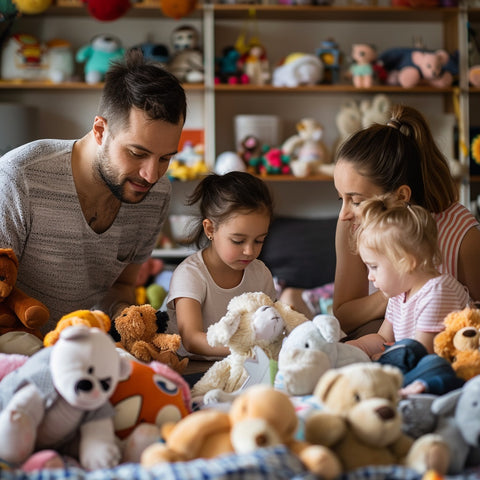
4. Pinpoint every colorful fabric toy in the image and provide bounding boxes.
[0,326,131,469]
[109,359,191,440]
